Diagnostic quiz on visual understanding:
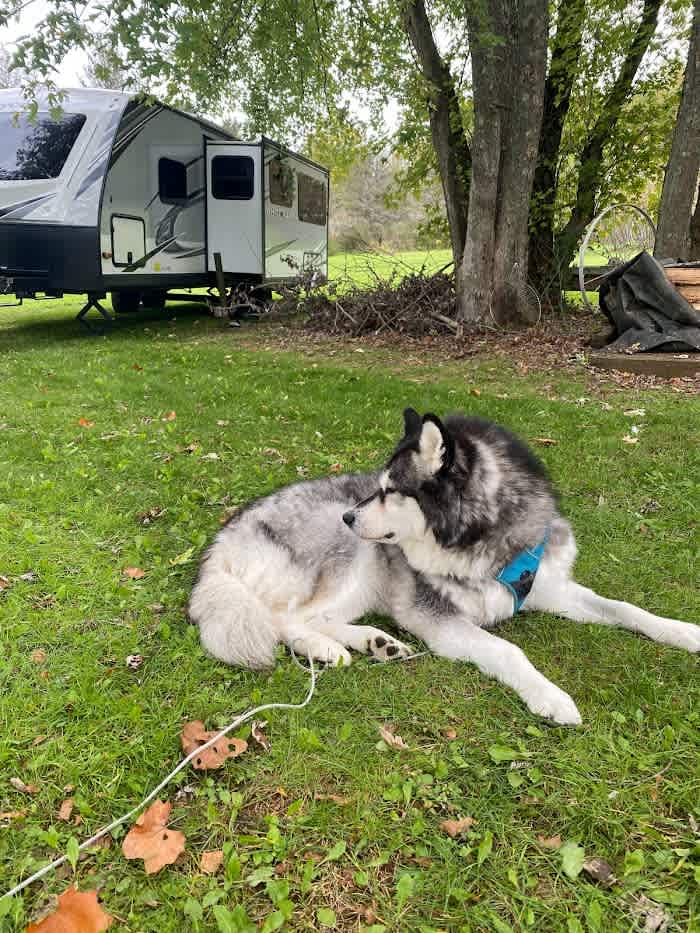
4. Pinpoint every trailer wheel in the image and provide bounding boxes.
[141,290,167,311]
[111,291,141,314]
